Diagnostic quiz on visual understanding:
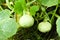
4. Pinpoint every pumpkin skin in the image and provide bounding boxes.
[19,14,34,28]
[38,22,52,33]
